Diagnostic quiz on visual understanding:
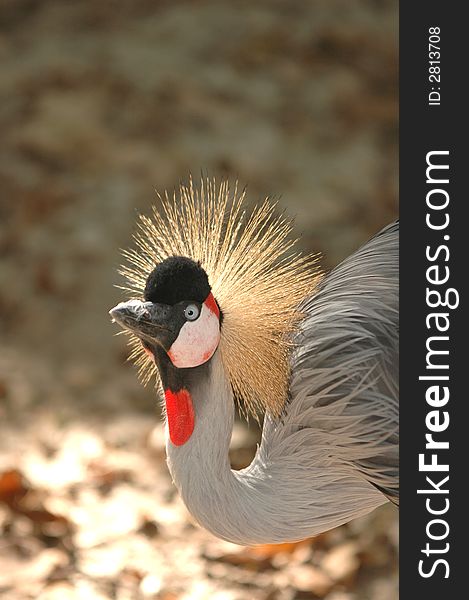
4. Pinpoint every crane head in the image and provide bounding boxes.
[109,177,321,420]
[110,256,221,369]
